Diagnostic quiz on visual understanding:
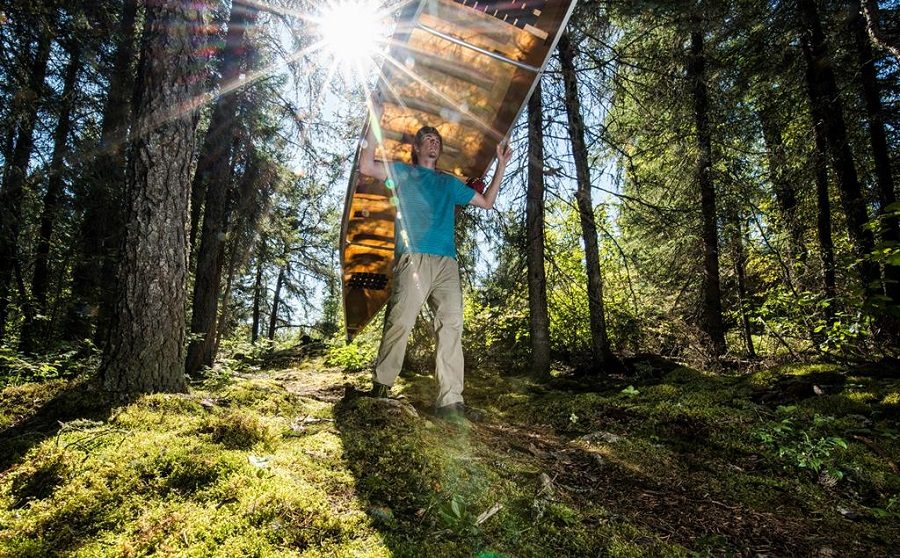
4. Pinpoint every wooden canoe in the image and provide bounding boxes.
[341,0,578,340]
